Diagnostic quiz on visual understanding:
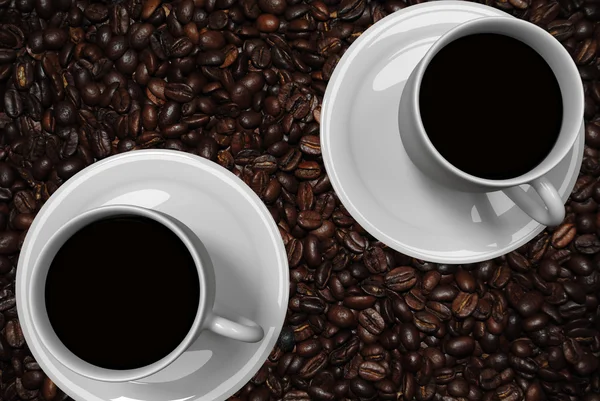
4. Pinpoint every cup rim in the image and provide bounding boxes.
[28,204,207,382]
[410,16,584,188]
